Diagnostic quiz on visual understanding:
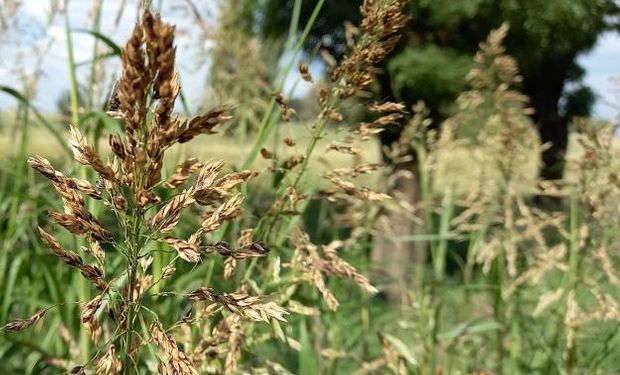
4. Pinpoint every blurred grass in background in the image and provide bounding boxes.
[1,1,620,375]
